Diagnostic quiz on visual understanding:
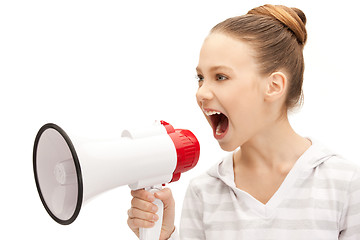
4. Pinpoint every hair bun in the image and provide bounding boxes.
[248,4,307,45]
